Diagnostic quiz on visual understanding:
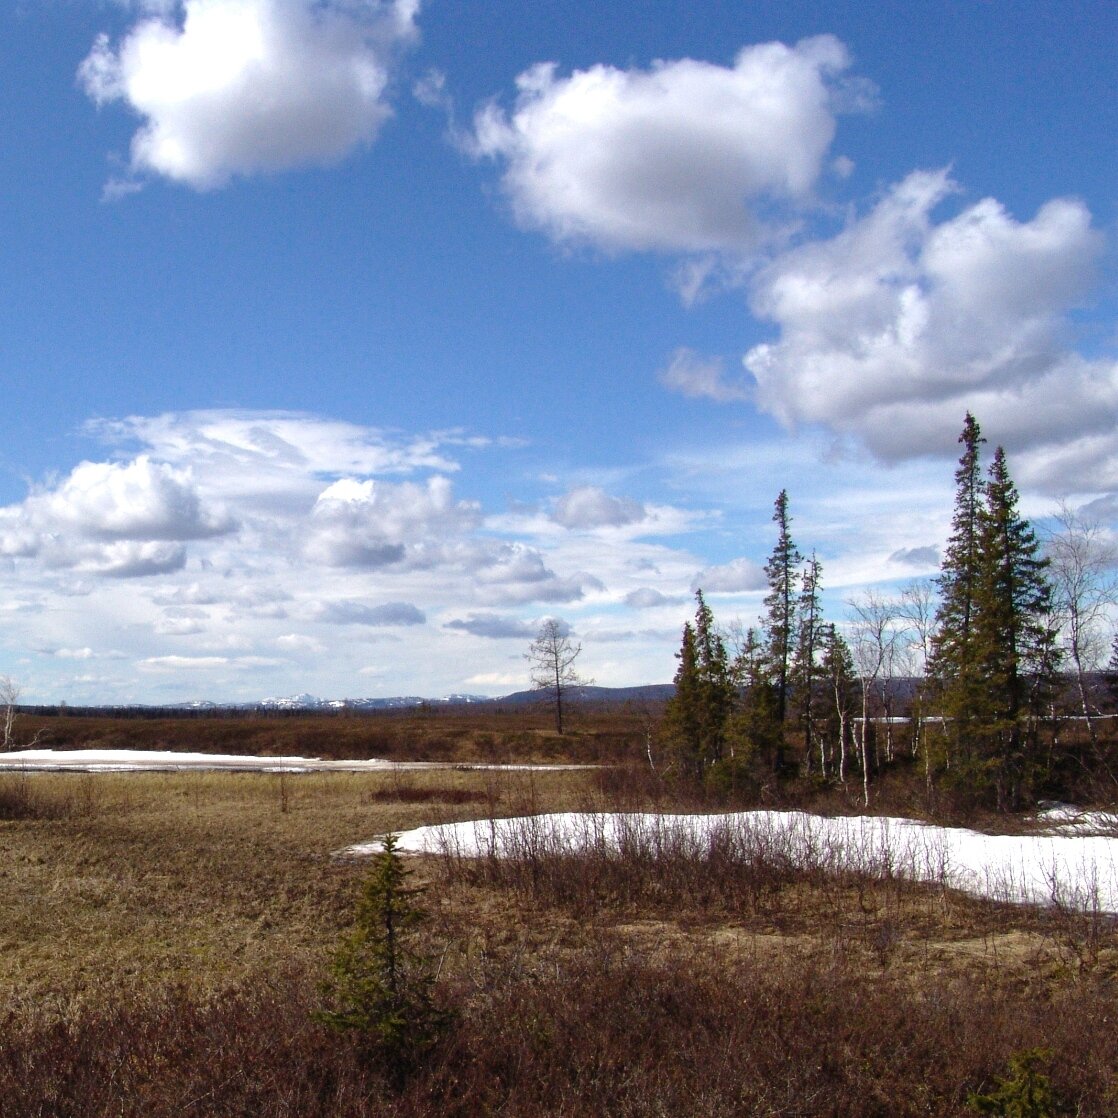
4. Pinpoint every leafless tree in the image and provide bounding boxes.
[1044,504,1118,746]
[0,676,20,750]
[898,579,937,776]
[526,620,590,735]
[848,592,903,806]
